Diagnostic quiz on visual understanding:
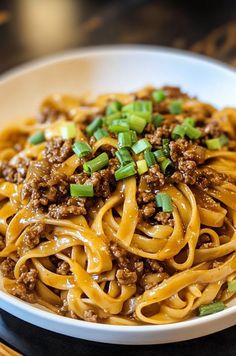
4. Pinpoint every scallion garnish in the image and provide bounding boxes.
[128,114,147,133]
[154,149,165,162]
[144,149,156,167]
[94,128,109,141]
[162,138,170,157]
[228,279,236,292]
[115,148,133,166]
[122,101,152,122]
[132,138,151,154]
[130,130,138,144]
[73,141,92,158]
[114,162,137,181]
[108,119,129,133]
[153,114,164,128]
[83,152,109,173]
[160,158,175,176]
[207,133,230,149]
[199,301,225,316]
[137,160,148,175]
[28,132,45,145]
[60,123,77,139]
[152,90,166,103]
[118,131,133,148]
[171,125,186,140]
[105,112,122,126]
[86,116,103,136]
[70,184,94,197]
[183,117,195,126]
[184,124,202,140]
[155,193,173,212]
[169,100,182,114]
[106,101,122,115]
